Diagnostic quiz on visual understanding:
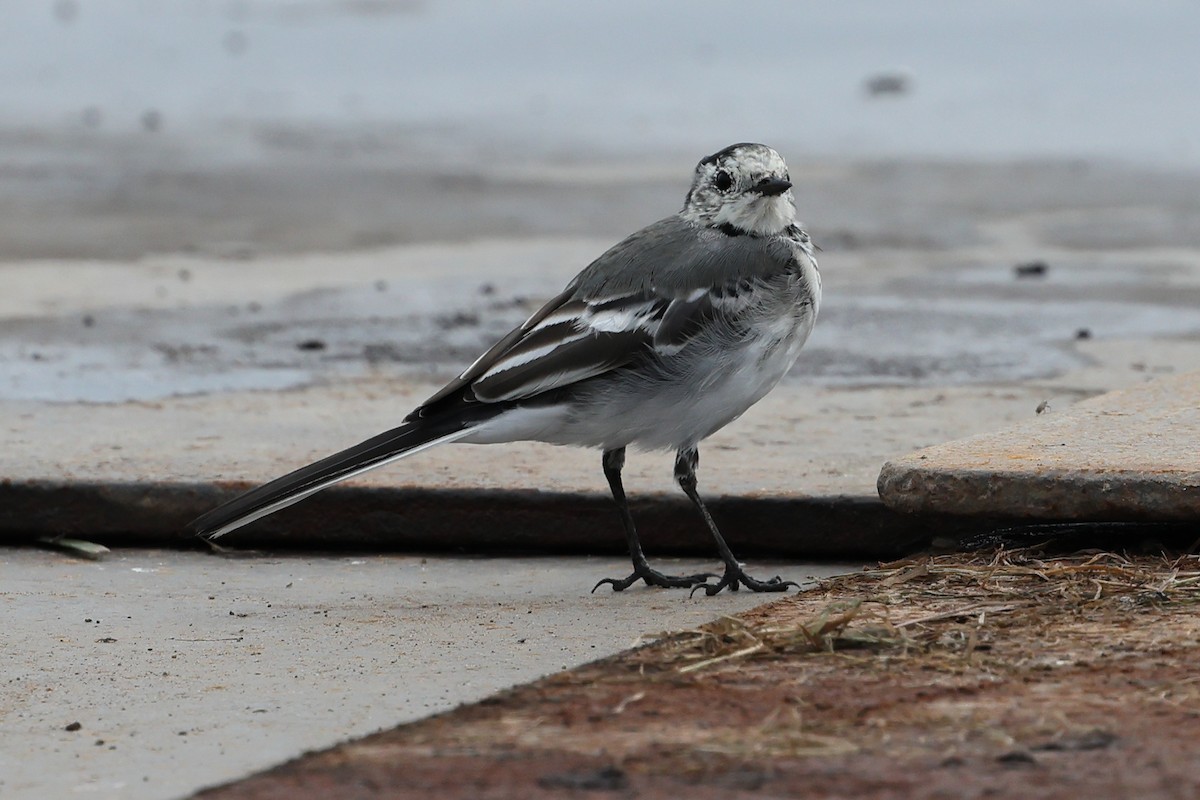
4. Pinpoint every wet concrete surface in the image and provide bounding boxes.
[4,157,1200,402]
[4,237,1199,404]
